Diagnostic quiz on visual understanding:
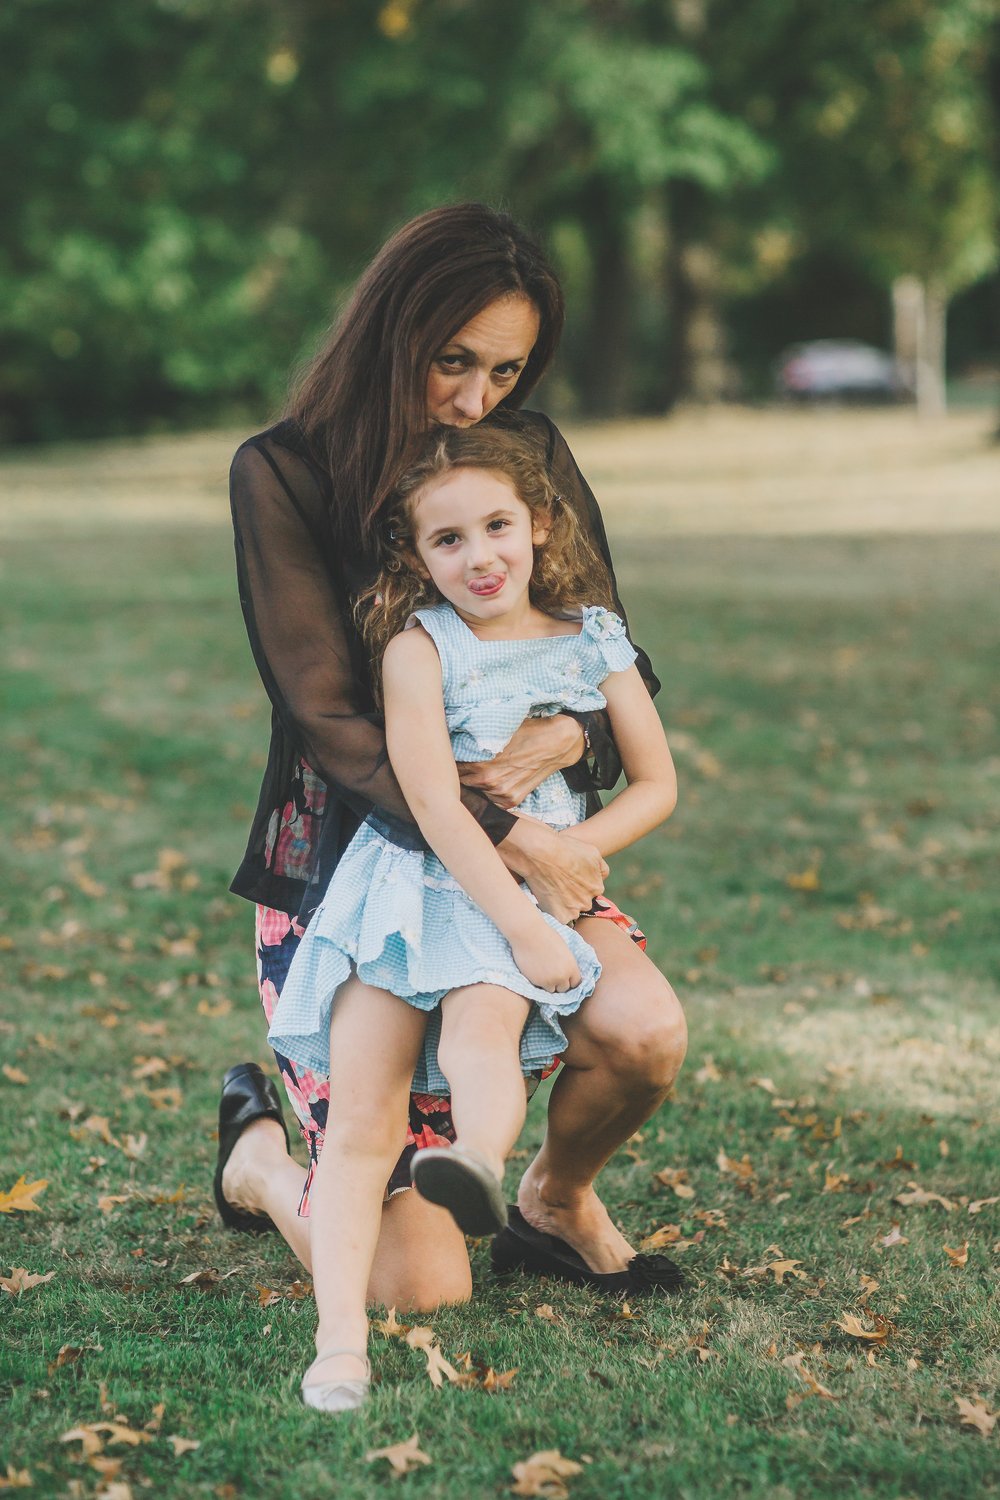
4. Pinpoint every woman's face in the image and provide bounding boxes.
[425,294,541,428]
